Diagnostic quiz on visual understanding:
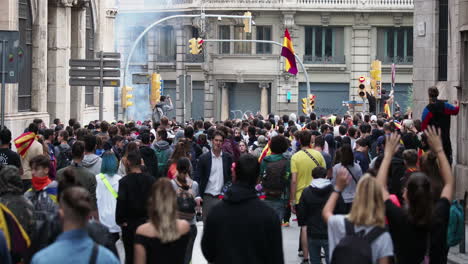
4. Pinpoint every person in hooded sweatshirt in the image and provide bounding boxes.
[201,154,284,264]
[152,129,173,176]
[297,167,345,264]
[81,135,102,175]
